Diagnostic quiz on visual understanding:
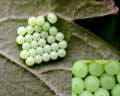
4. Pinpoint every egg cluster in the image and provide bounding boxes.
[16,13,67,66]
[72,60,120,96]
